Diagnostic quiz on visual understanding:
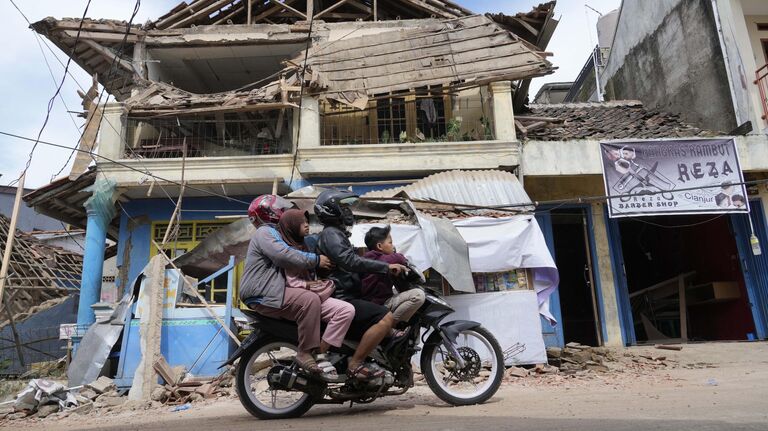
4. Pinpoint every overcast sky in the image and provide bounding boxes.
[0,0,620,189]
